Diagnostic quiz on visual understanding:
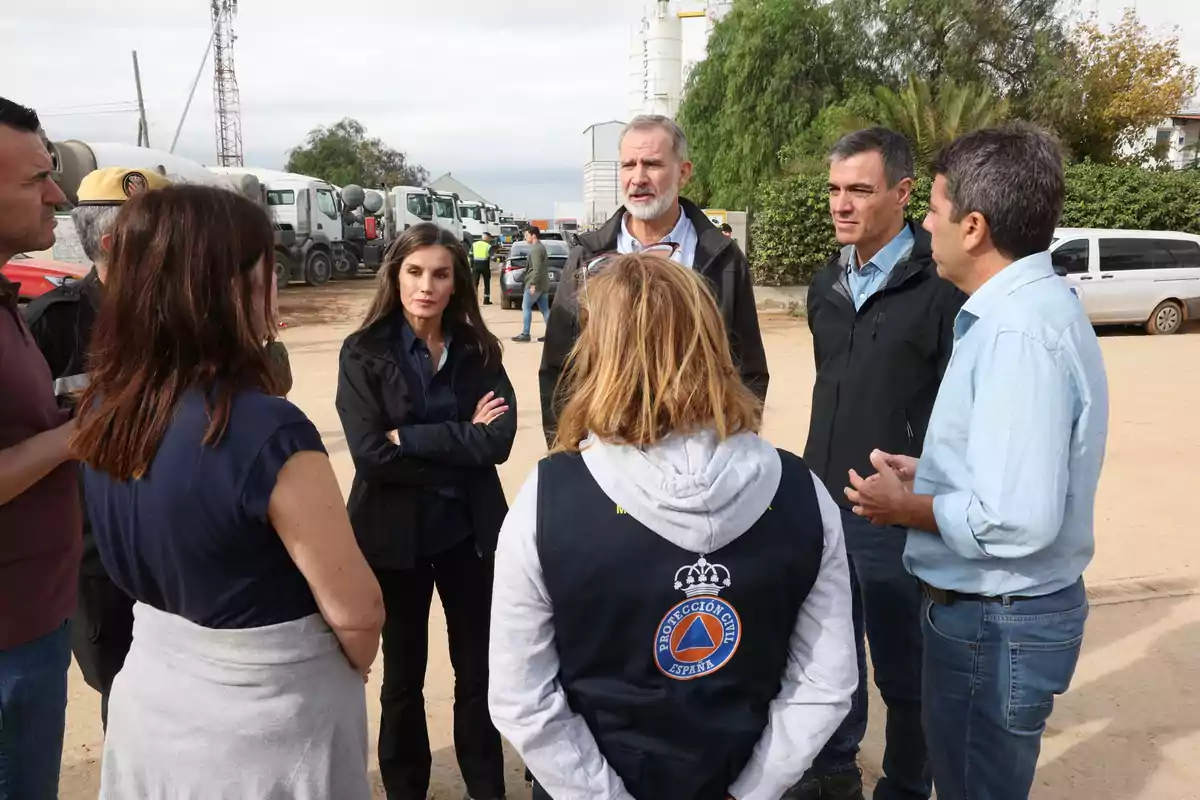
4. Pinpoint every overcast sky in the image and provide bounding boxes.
[4,0,1197,217]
